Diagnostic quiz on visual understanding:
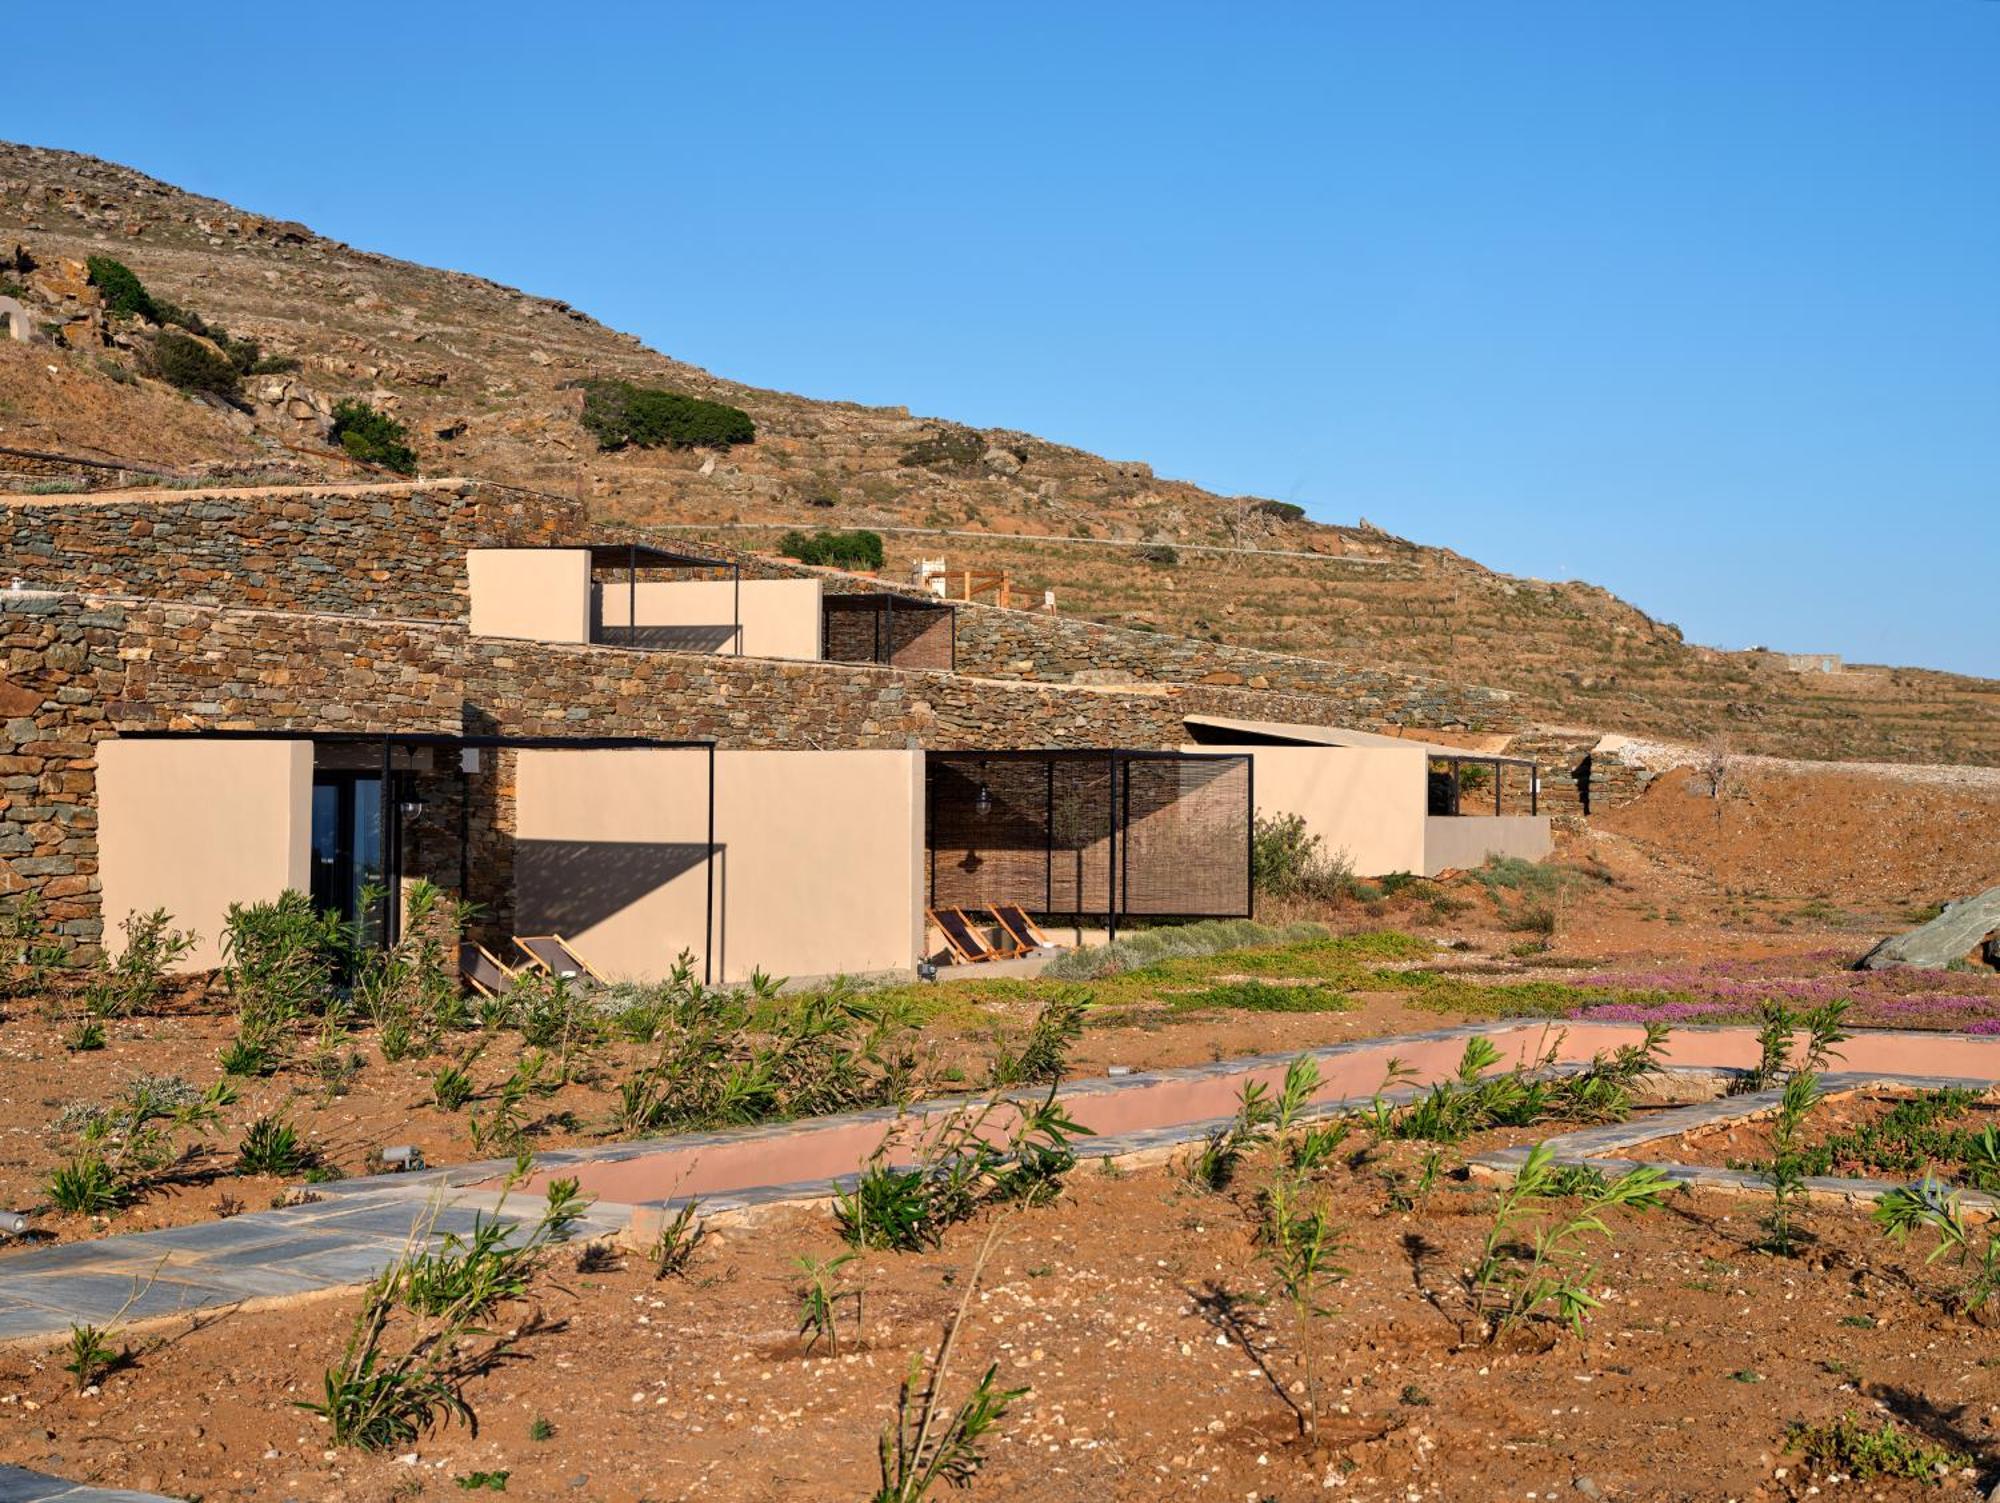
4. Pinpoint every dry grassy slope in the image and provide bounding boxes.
[2,141,1996,764]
